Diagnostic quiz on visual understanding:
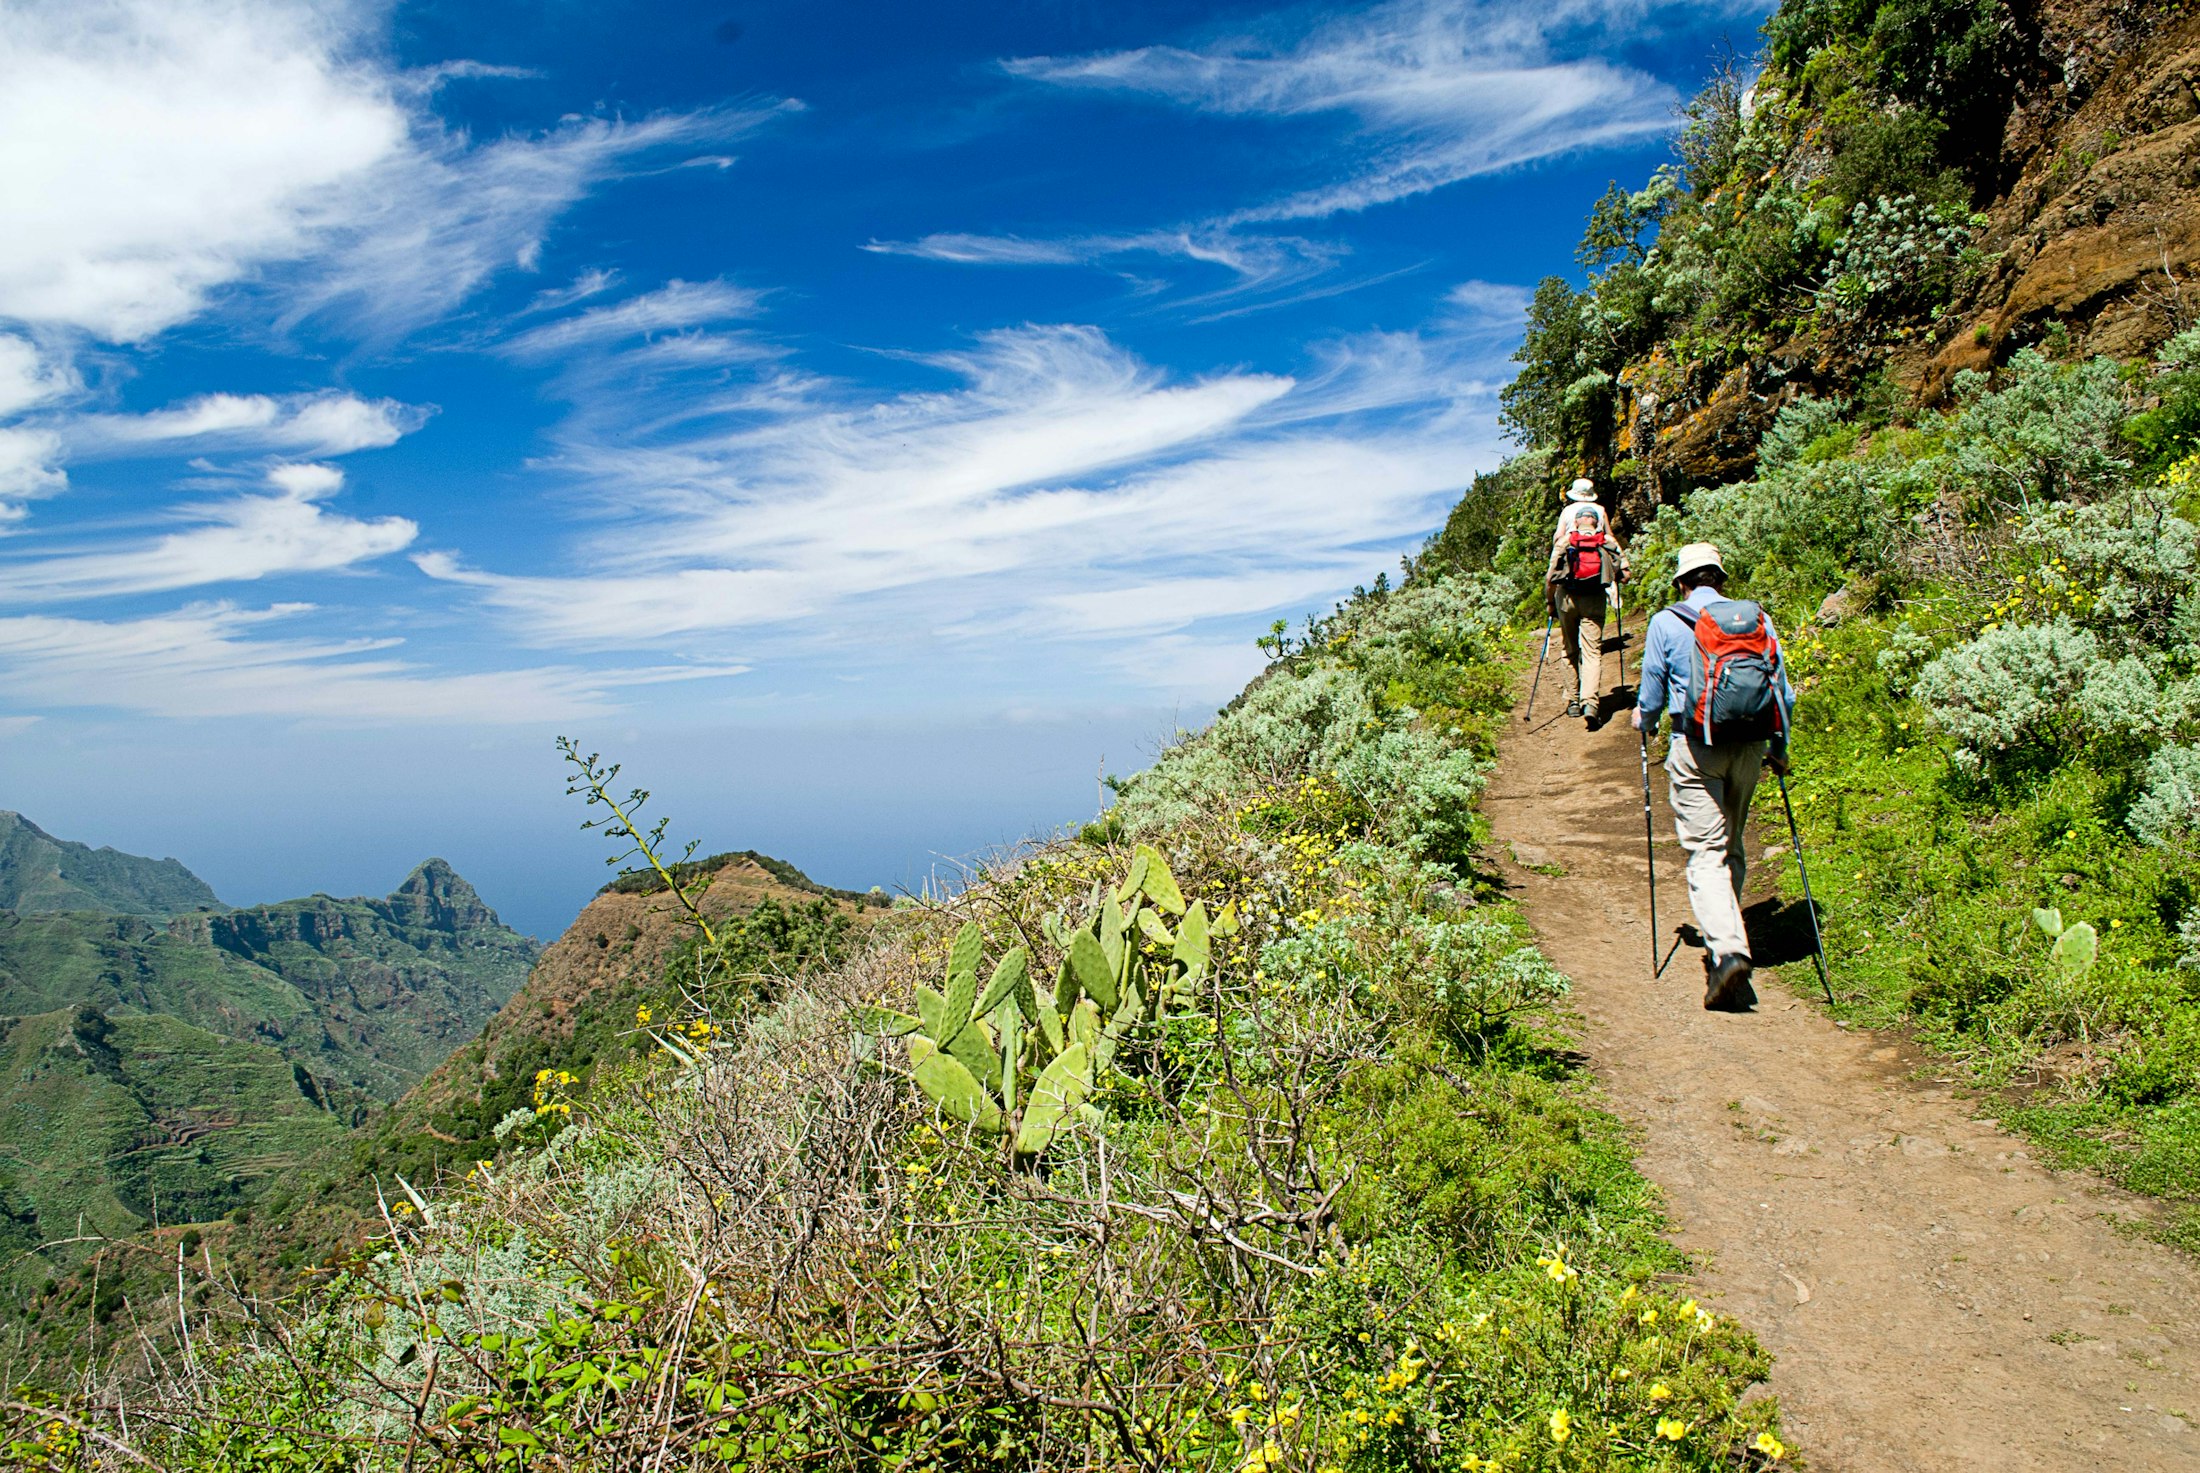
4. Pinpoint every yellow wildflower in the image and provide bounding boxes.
[1658,1417,1689,1441]
[1647,1382,1672,1401]
[1755,1431,1787,1461]
[1548,1408,1572,1443]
